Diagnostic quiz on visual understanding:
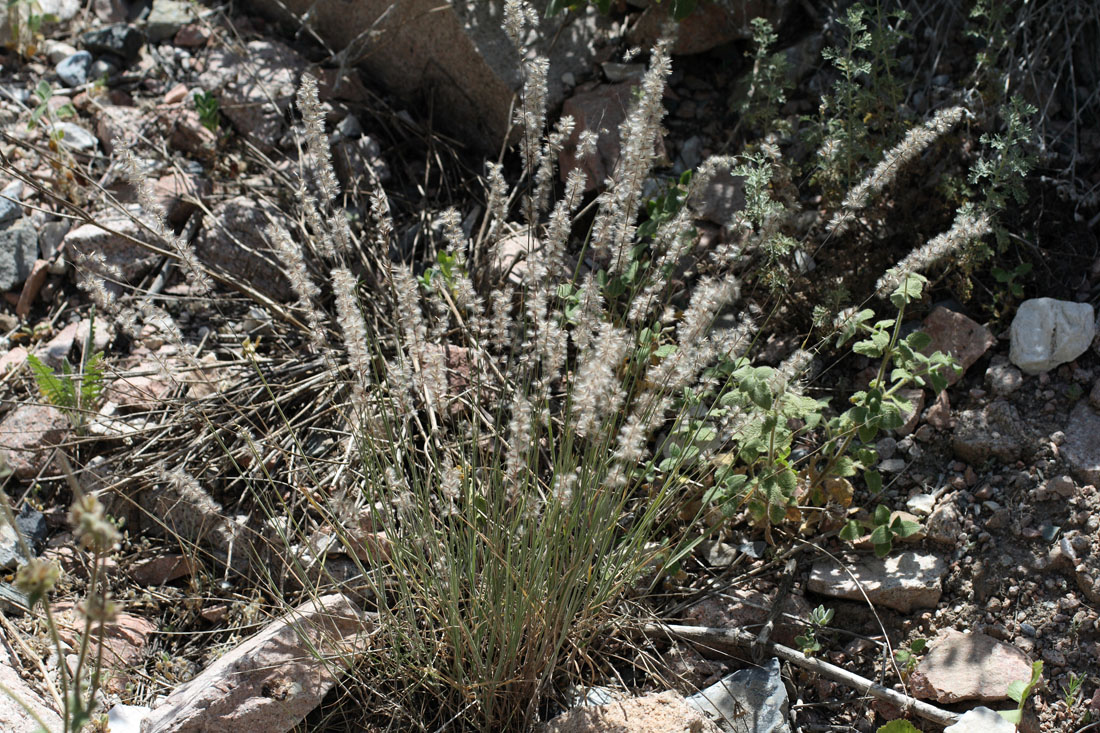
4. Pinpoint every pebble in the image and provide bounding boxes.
[906,493,936,516]
[1020,622,1036,637]
[56,51,92,86]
